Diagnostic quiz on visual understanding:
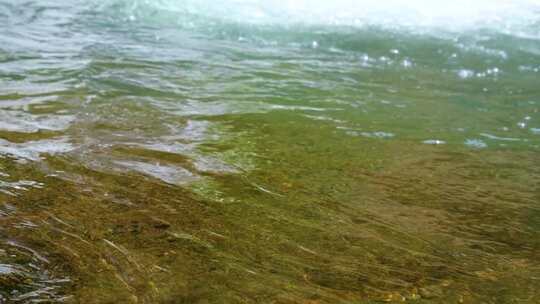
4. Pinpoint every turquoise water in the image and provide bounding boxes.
[1,1,540,303]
